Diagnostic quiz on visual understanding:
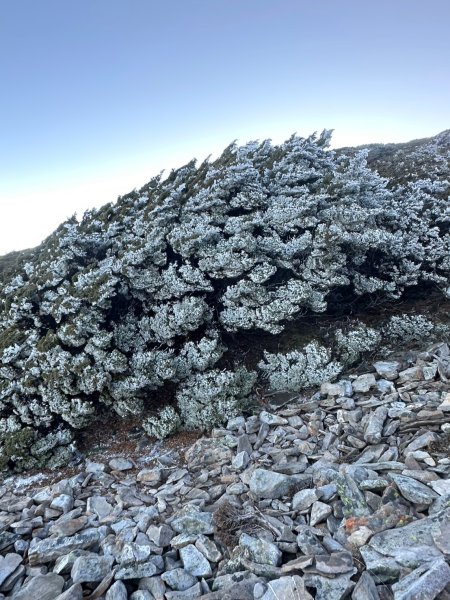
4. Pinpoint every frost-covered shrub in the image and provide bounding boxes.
[382,314,437,345]
[1,130,449,468]
[259,342,343,392]
[143,406,182,440]
[176,368,257,431]
[334,322,382,365]
[379,313,450,349]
